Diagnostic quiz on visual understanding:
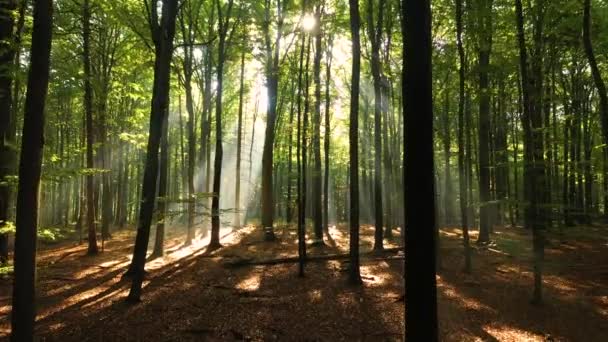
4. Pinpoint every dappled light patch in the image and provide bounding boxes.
[482,324,545,341]
[235,272,261,291]
[438,279,494,313]
[308,289,323,302]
